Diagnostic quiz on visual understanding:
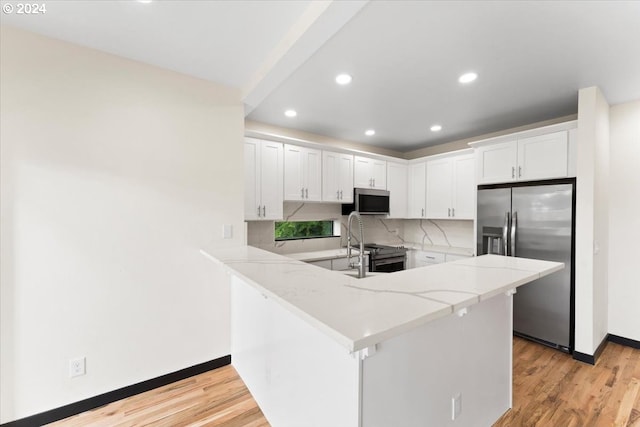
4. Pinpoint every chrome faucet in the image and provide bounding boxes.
[347,211,366,278]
